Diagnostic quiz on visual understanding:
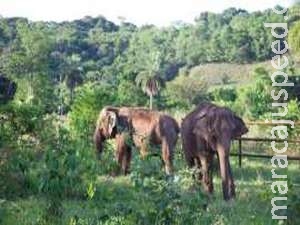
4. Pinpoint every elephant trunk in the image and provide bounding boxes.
[93,127,105,158]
